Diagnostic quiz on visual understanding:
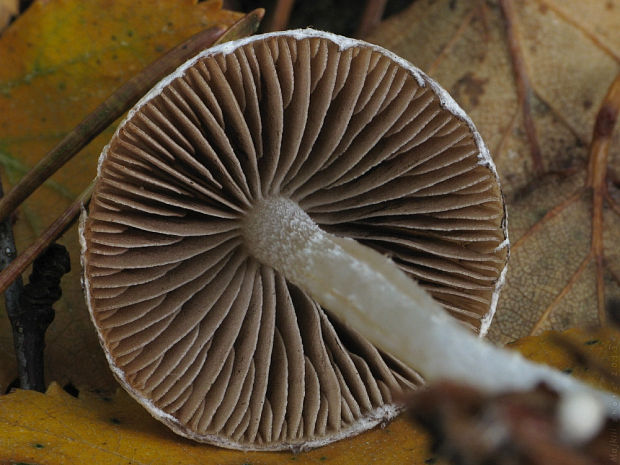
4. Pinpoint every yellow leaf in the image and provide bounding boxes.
[368,0,620,342]
[508,326,620,395]
[0,0,242,393]
[1,327,617,464]
[0,383,439,465]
